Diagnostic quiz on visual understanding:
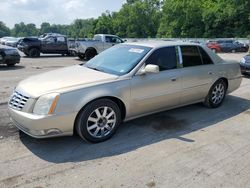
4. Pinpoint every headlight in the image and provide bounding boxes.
[241,58,246,64]
[33,93,60,115]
